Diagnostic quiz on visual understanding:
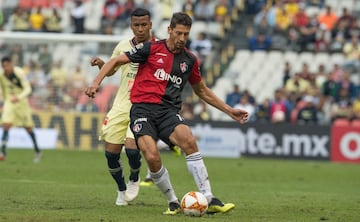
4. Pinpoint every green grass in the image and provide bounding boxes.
[0,149,359,222]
